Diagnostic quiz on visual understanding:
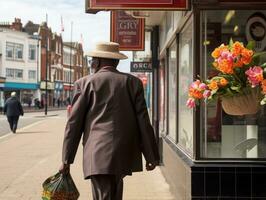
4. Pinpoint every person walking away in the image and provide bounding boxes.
[3,92,24,133]
[59,42,160,200]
